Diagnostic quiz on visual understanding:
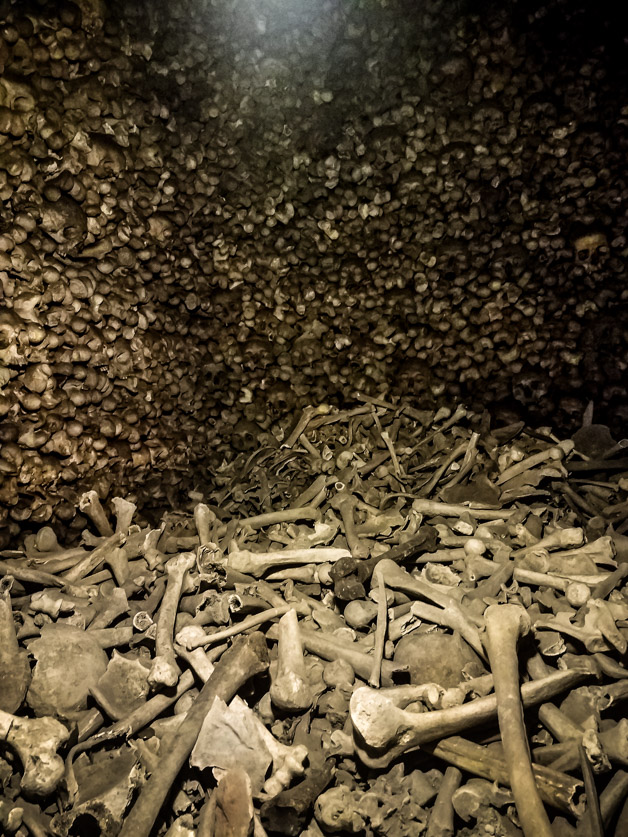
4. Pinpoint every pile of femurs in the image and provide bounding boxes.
[1,396,628,836]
